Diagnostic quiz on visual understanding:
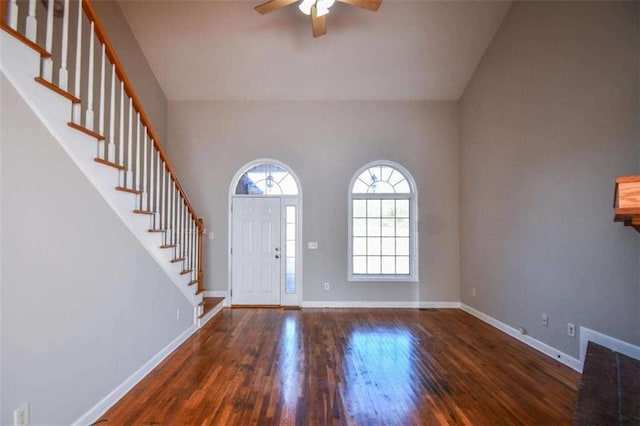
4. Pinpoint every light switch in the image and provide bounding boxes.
[208,232,214,240]
[308,241,318,249]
